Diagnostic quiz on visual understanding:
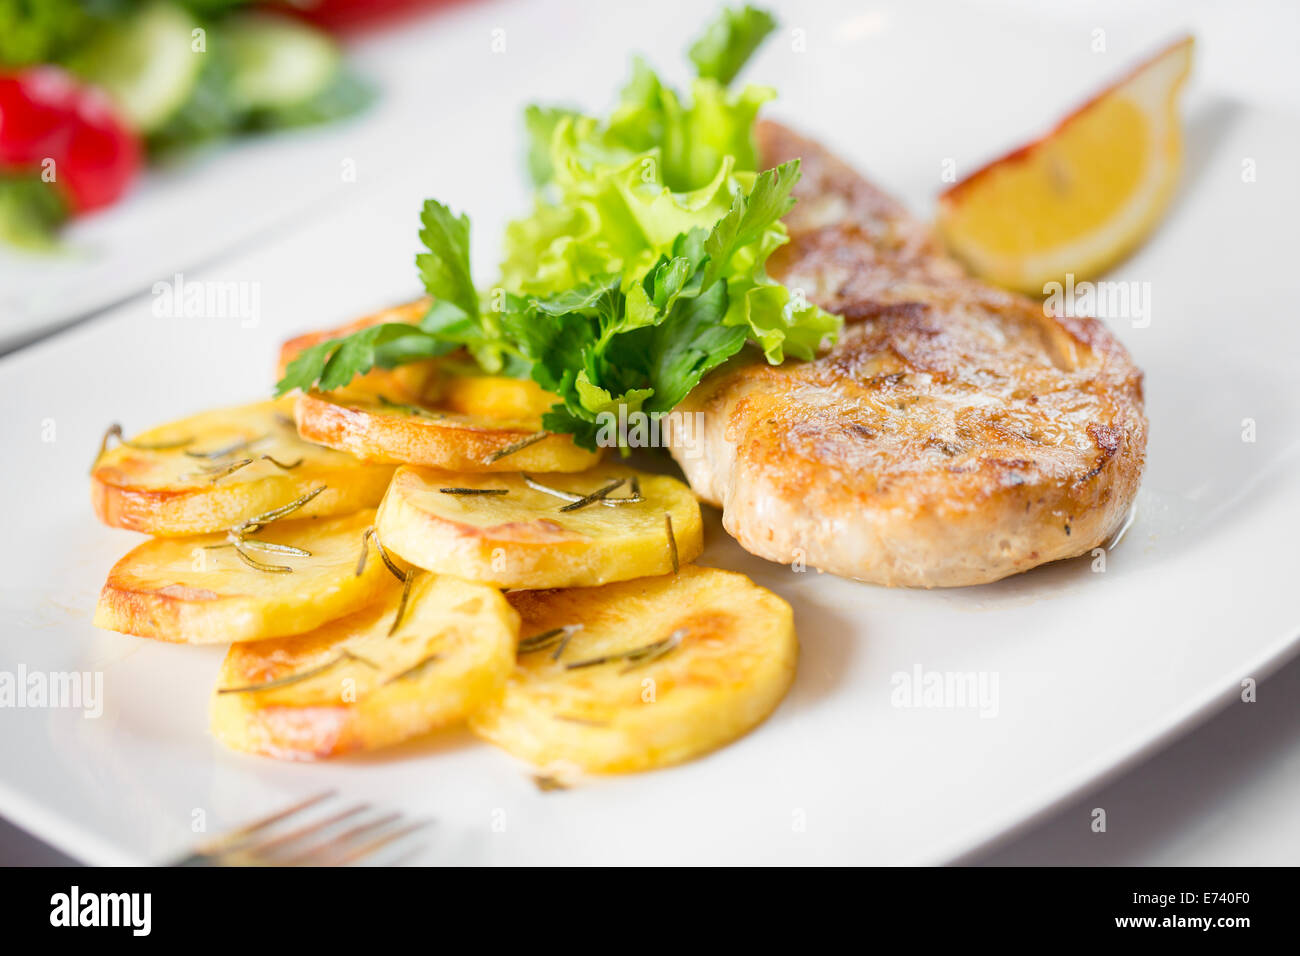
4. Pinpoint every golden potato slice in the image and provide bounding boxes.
[91,398,395,536]
[375,464,703,588]
[211,574,519,759]
[294,388,601,472]
[437,373,556,420]
[275,301,554,414]
[276,299,440,403]
[94,511,395,644]
[470,566,797,773]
